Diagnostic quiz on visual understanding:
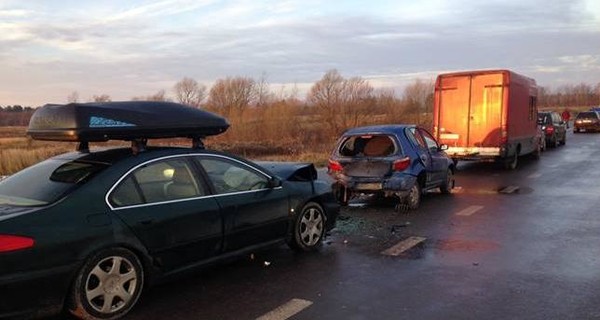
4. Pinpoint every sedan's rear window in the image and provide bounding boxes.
[339,135,397,157]
[0,159,107,206]
[576,112,599,119]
